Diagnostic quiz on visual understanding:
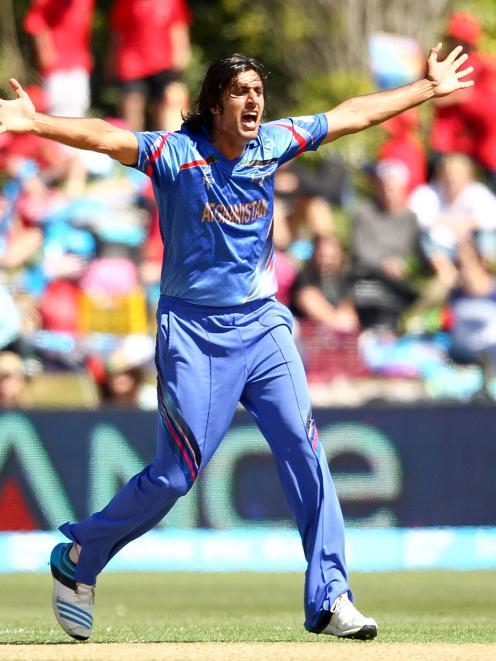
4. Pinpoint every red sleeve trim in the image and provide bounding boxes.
[145,132,172,176]
[272,122,308,156]
[179,159,209,170]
